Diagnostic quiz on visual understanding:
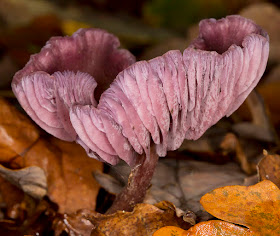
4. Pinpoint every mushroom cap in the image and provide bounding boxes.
[13,16,269,166]
[70,15,269,165]
[12,28,136,141]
